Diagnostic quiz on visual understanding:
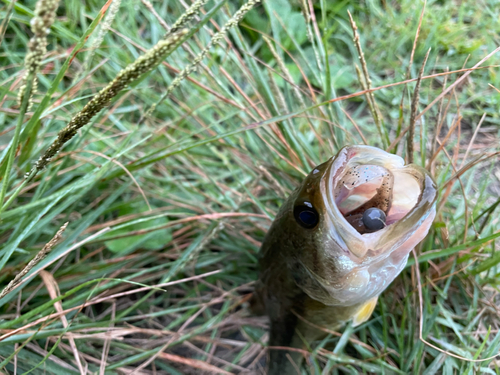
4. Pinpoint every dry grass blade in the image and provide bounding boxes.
[427,115,461,167]
[430,67,450,168]
[90,212,268,240]
[0,270,223,343]
[407,0,426,78]
[326,66,496,114]
[24,342,78,372]
[141,0,169,31]
[407,48,430,164]
[39,270,86,374]
[75,149,152,211]
[459,112,486,169]
[263,36,306,108]
[348,11,386,148]
[342,108,368,145]
[0,223,68,300]
[433,138,476,241]
[156,352,234,374]
[395,0,425,154]
[442,151,500,188]
[416,45,500,121]
[99,301,115,375]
